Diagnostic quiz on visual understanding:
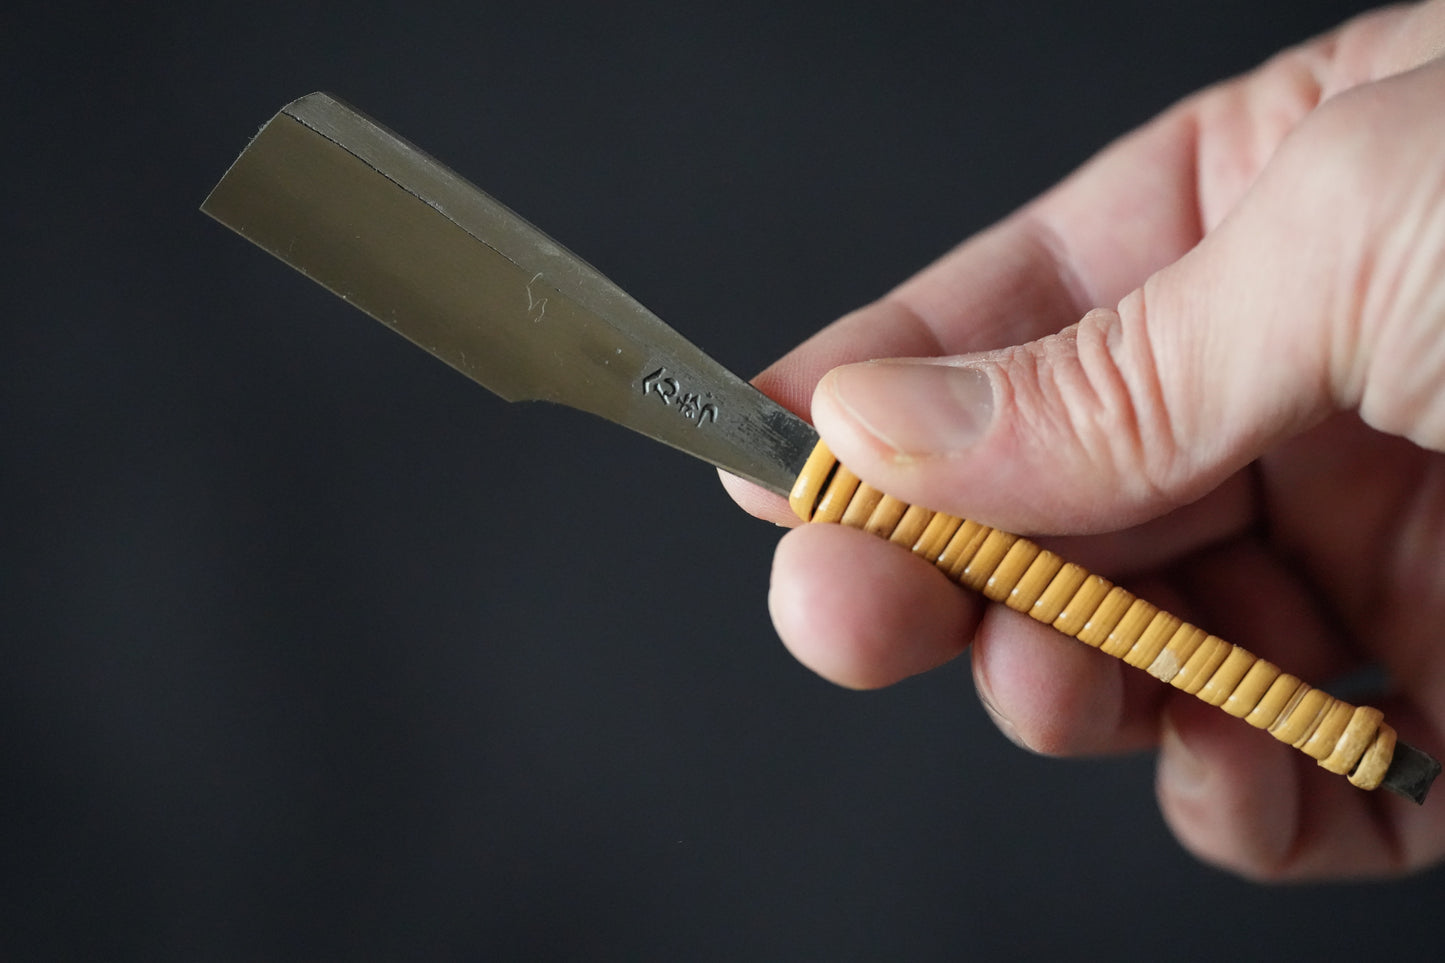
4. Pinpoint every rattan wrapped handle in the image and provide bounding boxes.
[789,440,1424,794]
